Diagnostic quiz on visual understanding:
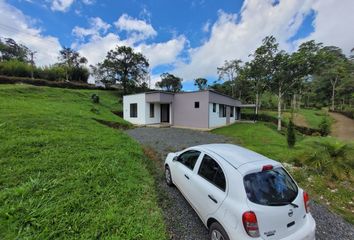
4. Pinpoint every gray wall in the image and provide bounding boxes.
[146,92,174,103]
[173,91,209,129]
